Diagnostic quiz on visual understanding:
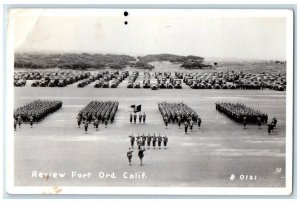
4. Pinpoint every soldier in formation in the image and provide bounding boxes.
[163,135,168,149]
[127,148,134,166]
[143,112,146,124]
